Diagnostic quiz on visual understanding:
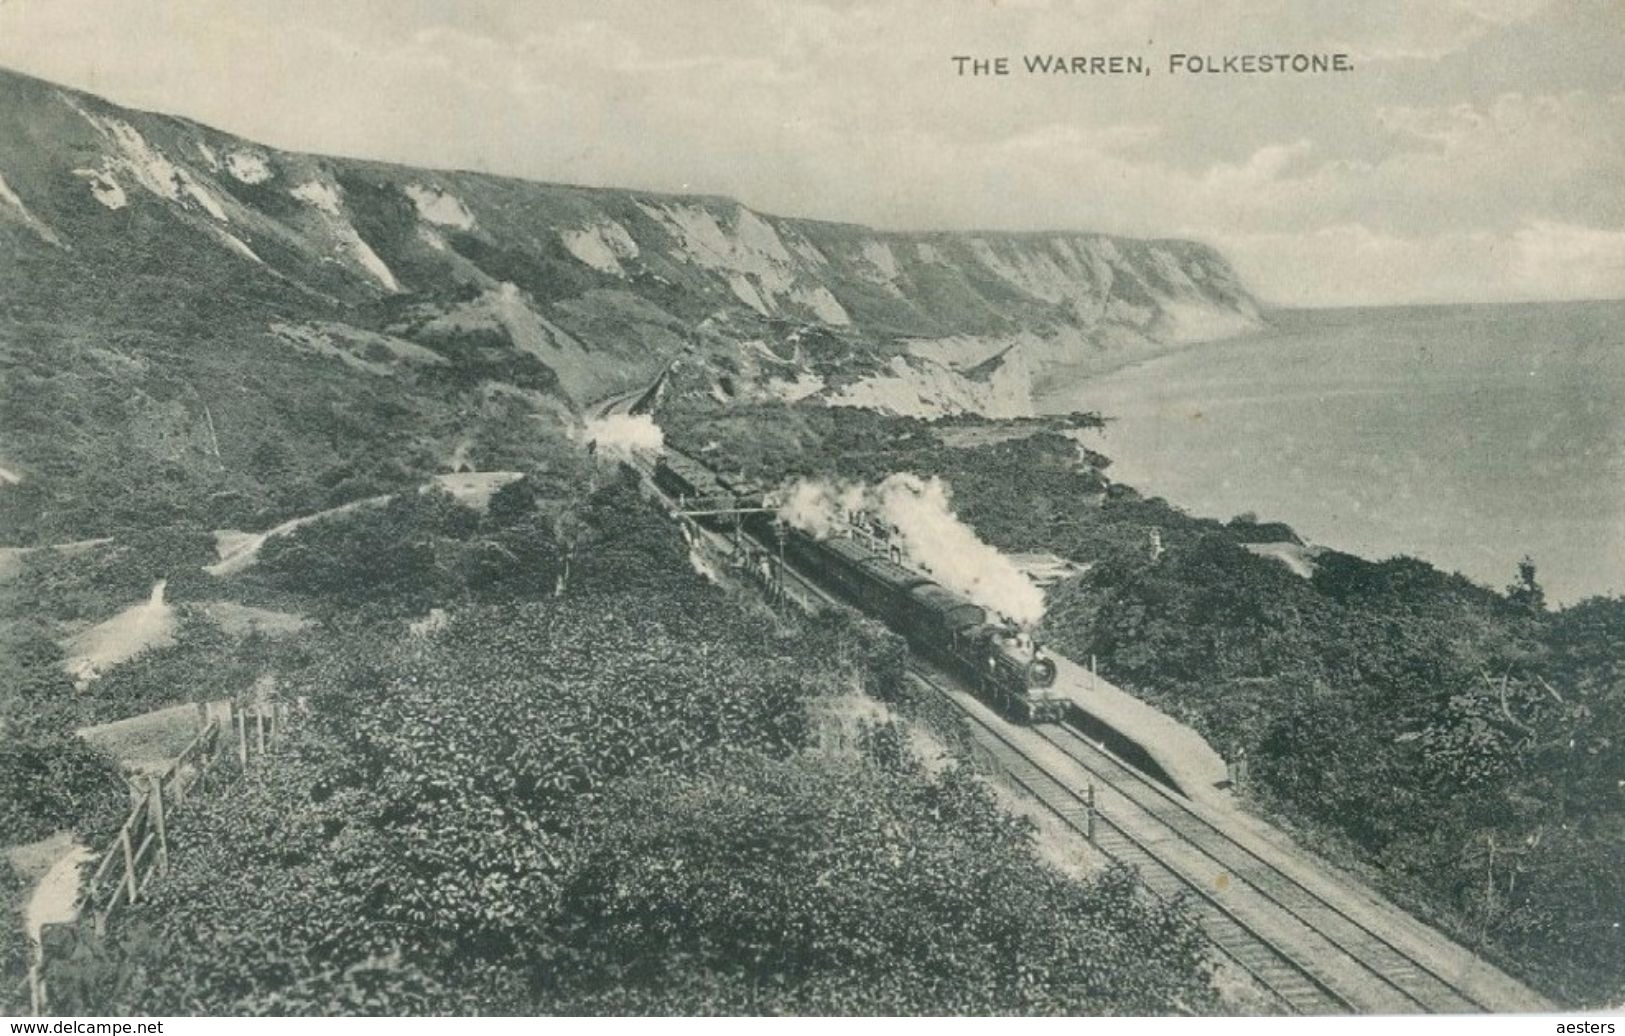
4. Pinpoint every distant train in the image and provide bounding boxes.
[652,447,1067,724]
